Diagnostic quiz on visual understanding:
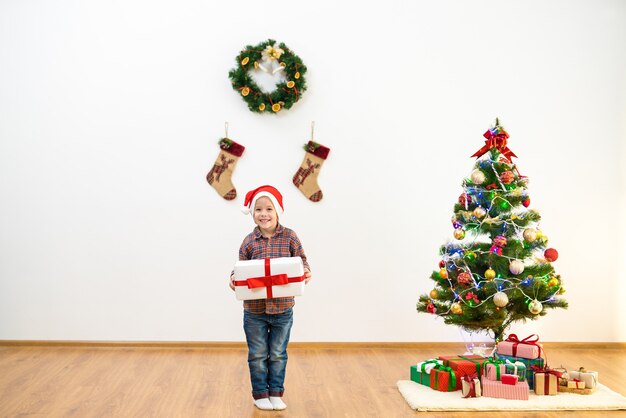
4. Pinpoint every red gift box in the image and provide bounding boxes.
[429,365,458,392]
[438,354,487,390]
[501,374,519,385]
